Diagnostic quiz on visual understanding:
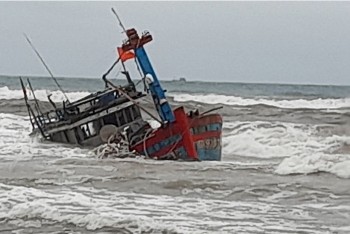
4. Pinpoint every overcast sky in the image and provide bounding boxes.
[1,2,350,85]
